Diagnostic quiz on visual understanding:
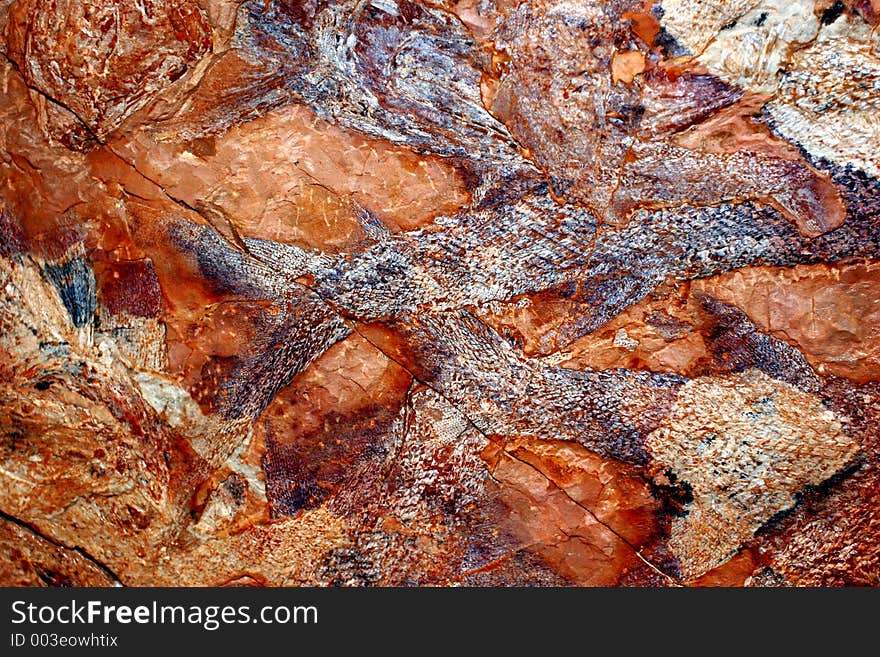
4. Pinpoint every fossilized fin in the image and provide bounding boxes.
[646,369,859,580]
